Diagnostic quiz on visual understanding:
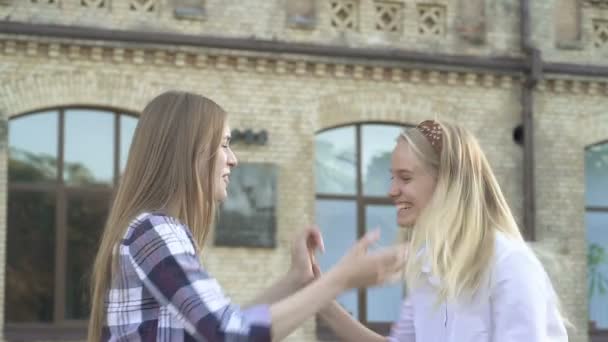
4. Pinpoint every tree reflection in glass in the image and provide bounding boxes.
[362,125,403,196]
[7,109,138,325]
[9,111,58,183]
[315,126,356,195]
[66,193,110,319]
[6,190,55,322]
